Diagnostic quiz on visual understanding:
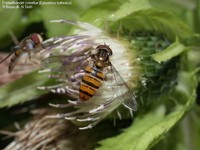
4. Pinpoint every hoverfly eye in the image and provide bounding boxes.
[96,45,101,49]
[108,50,112,56]
[106,46,113,56]
[30,34,43,45]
